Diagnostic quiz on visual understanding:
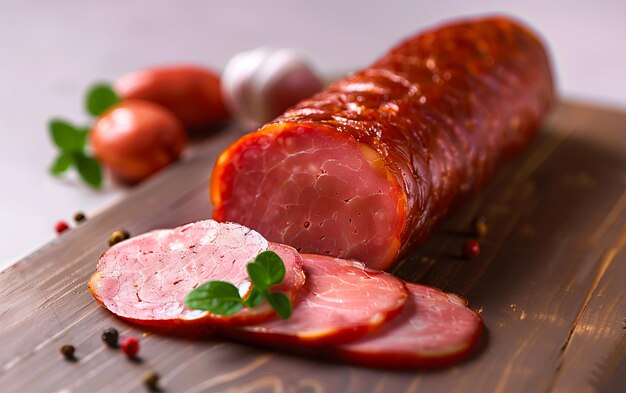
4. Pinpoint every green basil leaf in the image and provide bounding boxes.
[246,261,271,290]
[73,152,102,188]
[49,152,74,176]
[76,127,90,149]
[85,83,119,116]
[243,286,265,308]
[49,119,86,152]
[266,292,292,320]
[254,251,286,286]
[184,281,243,315]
